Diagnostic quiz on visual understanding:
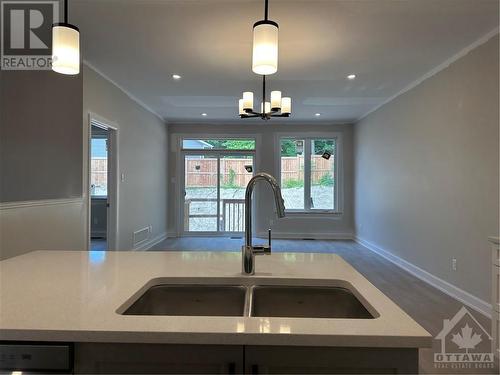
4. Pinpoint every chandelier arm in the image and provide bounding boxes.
[244,109,261,116]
